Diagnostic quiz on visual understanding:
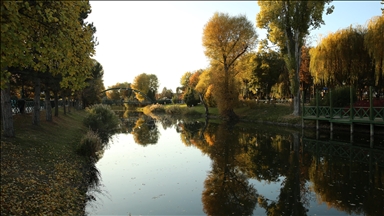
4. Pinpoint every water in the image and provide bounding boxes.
[86,113,384,216]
